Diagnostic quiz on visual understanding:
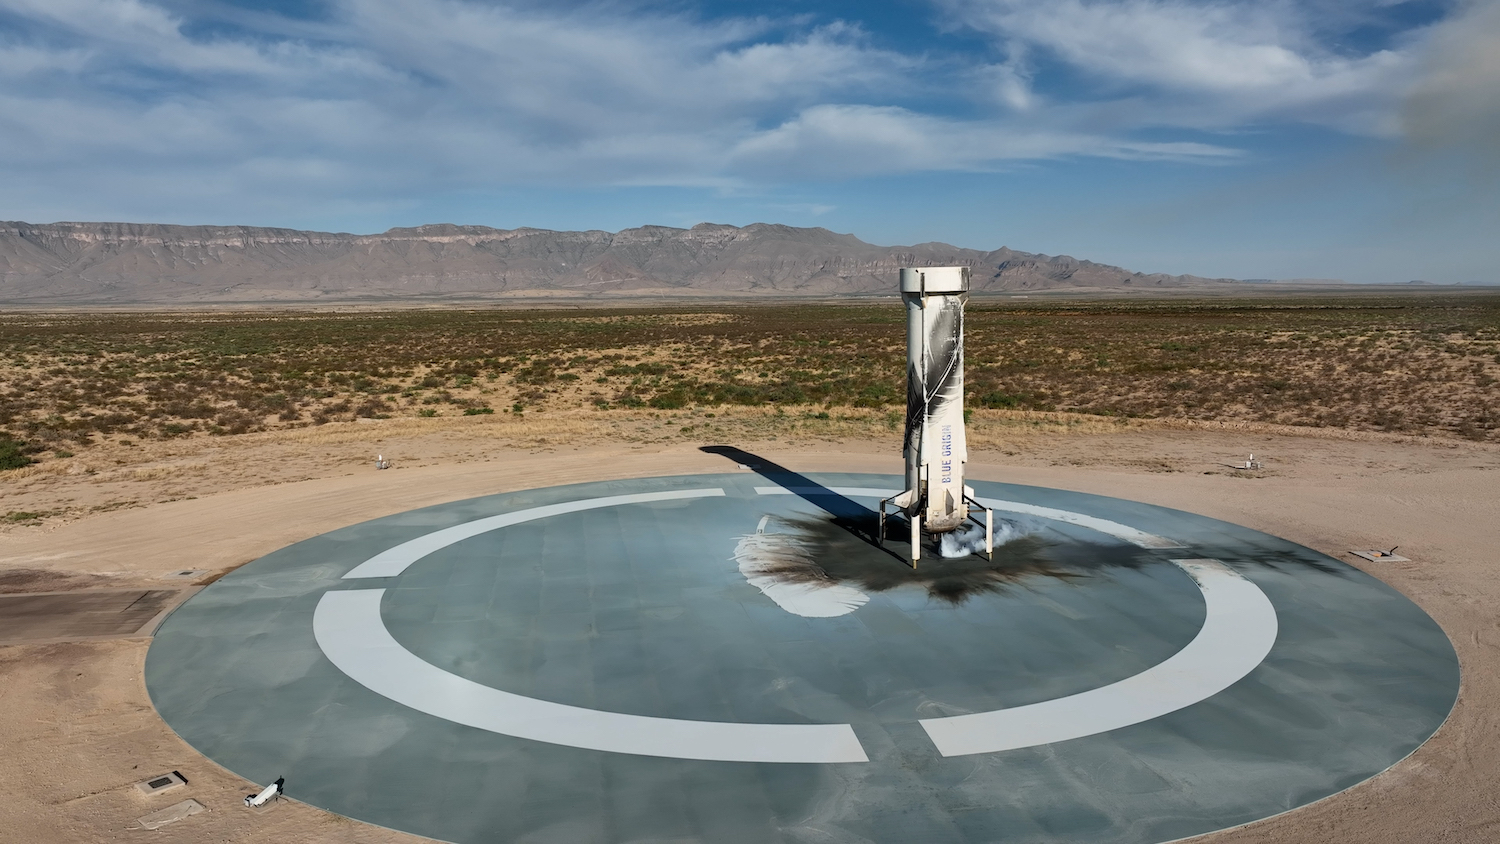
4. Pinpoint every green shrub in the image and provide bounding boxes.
[978,391,1022,409]
[0,435,34,470]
